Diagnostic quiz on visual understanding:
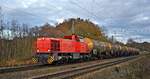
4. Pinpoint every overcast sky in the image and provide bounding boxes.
[0,0,150,43]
